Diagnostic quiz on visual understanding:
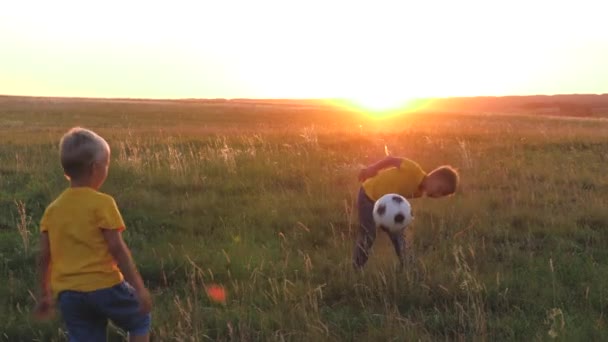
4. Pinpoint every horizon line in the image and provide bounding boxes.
[2,93,608,102]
